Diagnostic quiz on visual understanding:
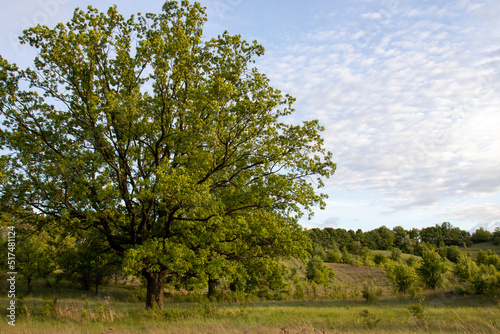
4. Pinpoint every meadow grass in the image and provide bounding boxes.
[466,242,500,257]
[2,255,500,333]
[1,291,499,333]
